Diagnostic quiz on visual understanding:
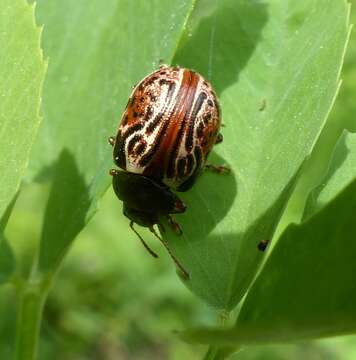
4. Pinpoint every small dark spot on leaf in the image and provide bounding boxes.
[259,99,267,111]
[258,239,269,252]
